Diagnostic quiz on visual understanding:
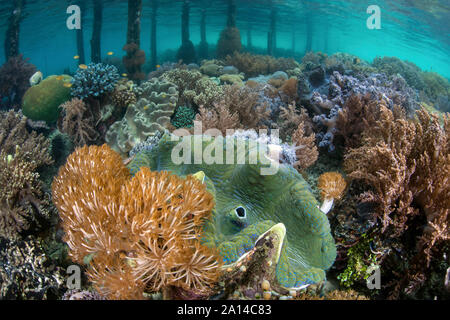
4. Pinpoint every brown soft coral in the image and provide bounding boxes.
[291,121,318,172]
[195,104,241,135]
[57,98,99,147]
[52,145,222,299]
[344,106,449,265]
